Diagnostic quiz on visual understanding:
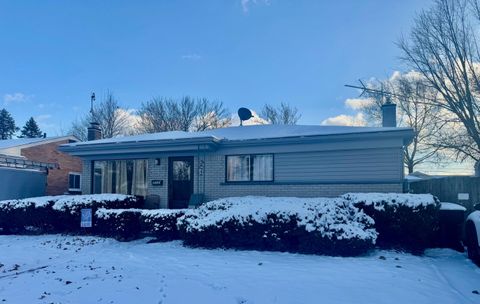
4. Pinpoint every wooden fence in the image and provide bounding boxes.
[409,176,480,212]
